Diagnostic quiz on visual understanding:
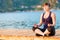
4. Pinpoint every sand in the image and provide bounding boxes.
[0,29,60,40]
[0,36,60,40]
